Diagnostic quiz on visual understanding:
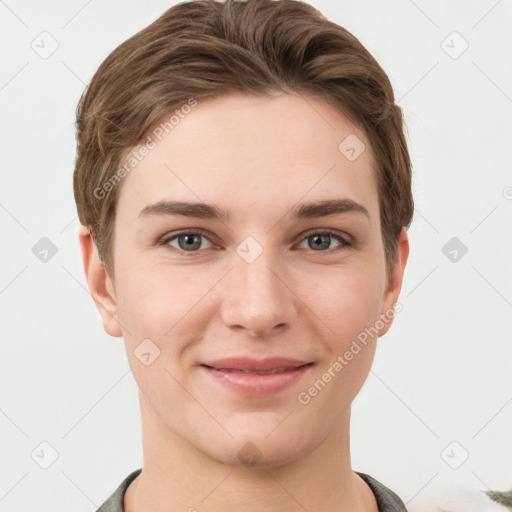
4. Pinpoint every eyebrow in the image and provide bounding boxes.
[138,198,370,223]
